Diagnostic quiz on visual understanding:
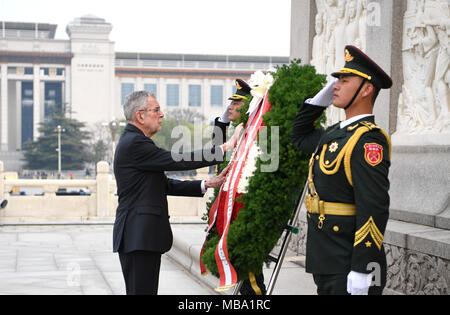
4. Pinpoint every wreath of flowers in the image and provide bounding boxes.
[201,60,326,280]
